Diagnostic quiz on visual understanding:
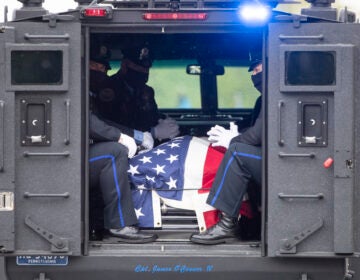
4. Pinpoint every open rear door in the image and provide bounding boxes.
[0,26,16,253]
[267,20,360,257]
[0,17,82,257]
